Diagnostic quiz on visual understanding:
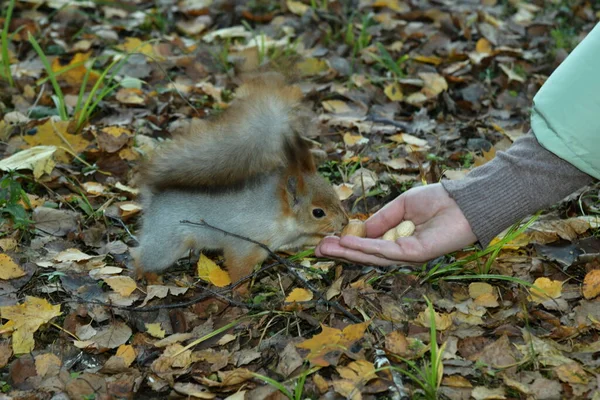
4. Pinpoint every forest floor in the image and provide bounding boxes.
[0,1,600,399]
